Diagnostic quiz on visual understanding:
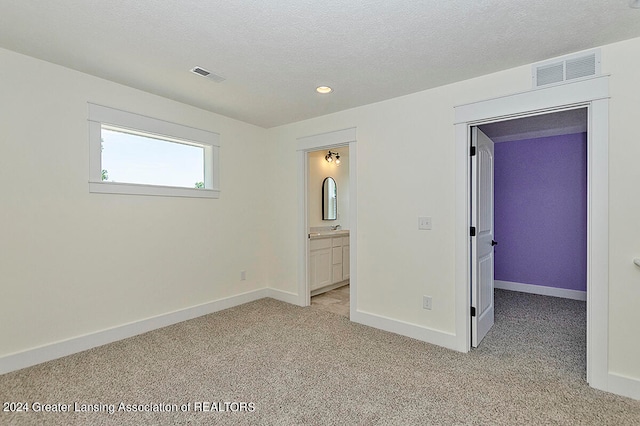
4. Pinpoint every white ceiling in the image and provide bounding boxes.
[1,1,639,128]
